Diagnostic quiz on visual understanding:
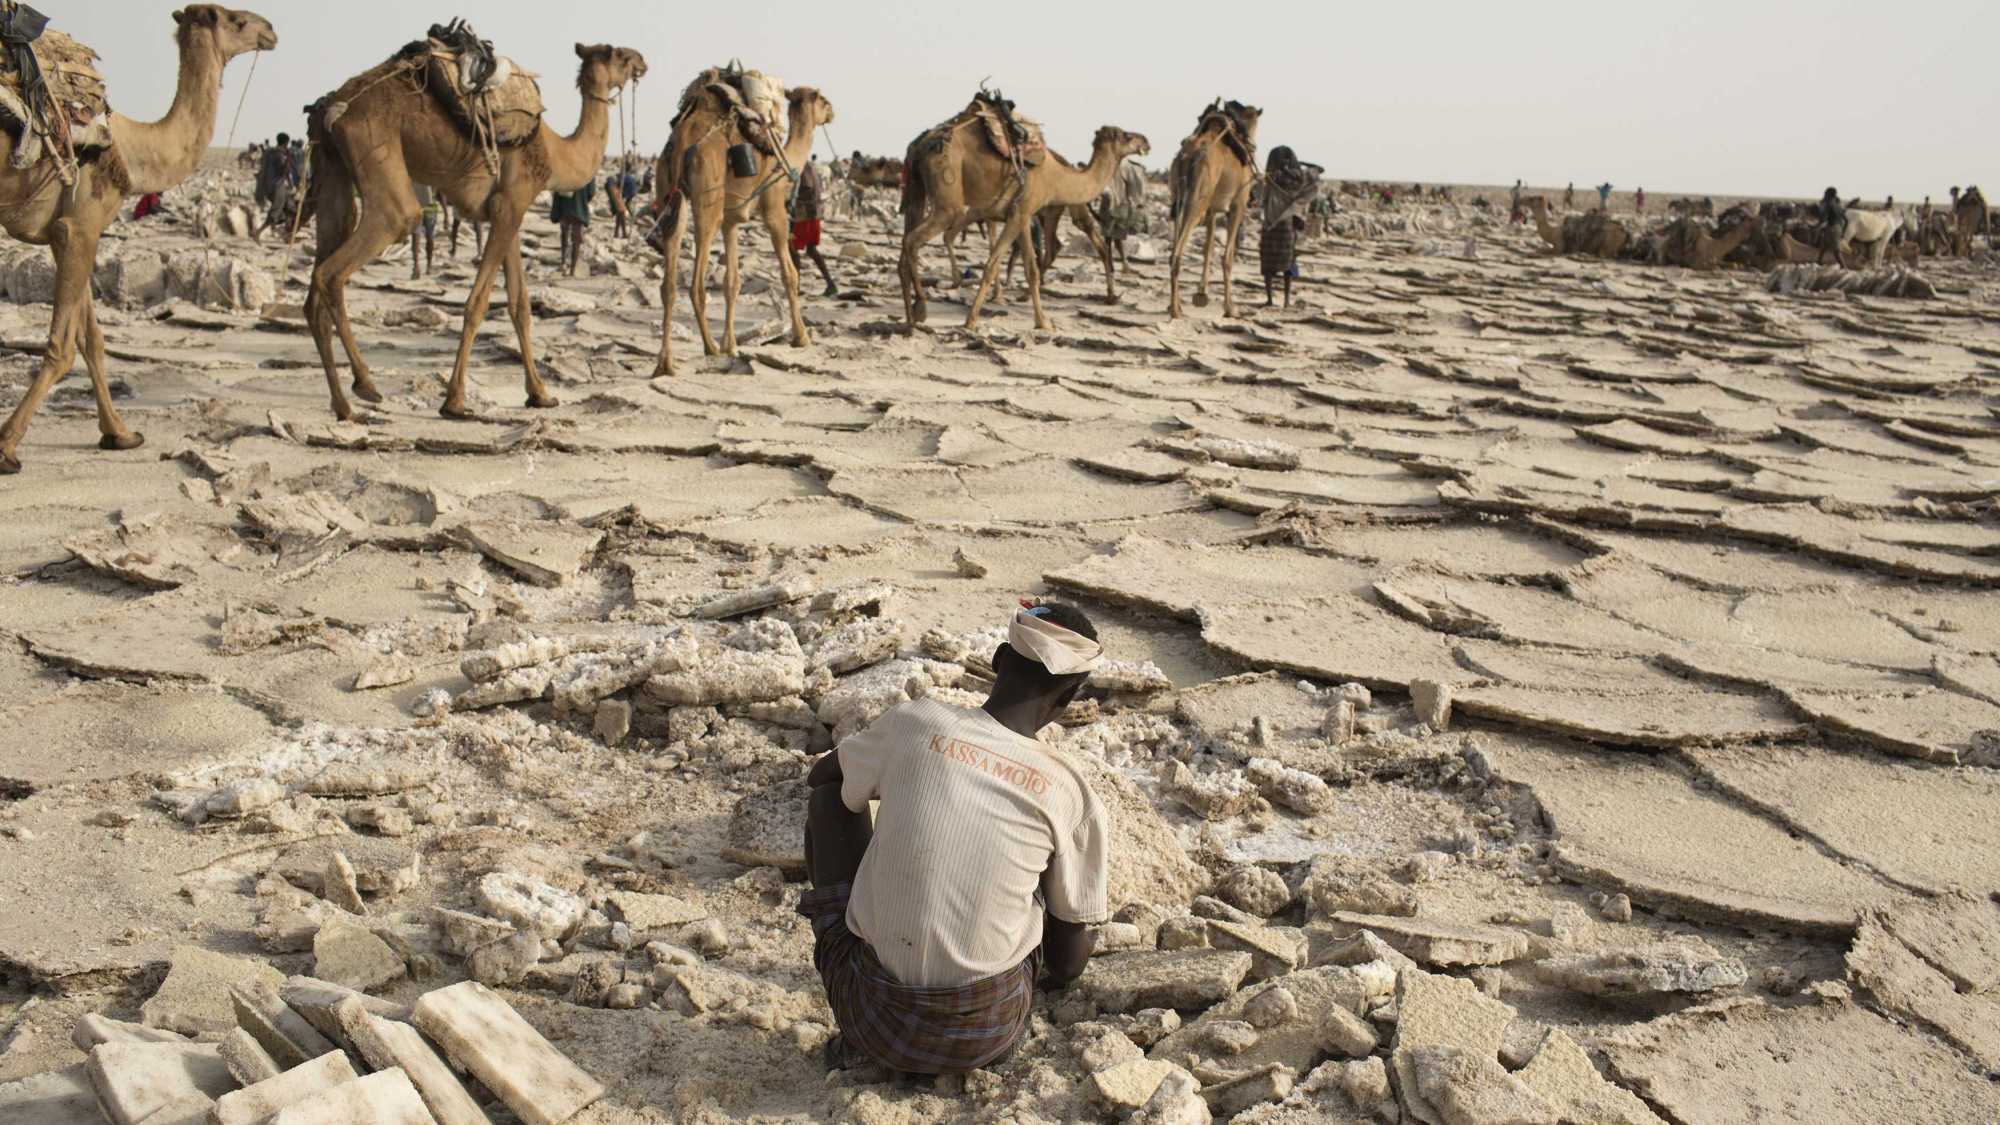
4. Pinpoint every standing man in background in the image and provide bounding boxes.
[409,185,439,279]
[553,178,595,277]
[791,155,837,297]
